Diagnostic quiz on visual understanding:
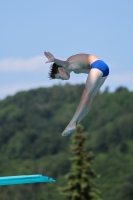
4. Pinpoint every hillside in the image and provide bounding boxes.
[0,84,133,200]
